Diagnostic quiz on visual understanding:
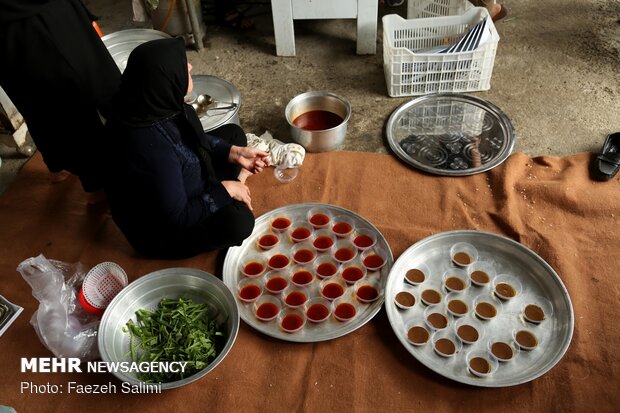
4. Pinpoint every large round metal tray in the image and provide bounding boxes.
[190,75,241,132]
[223,203,393,343]
[385,230,574,387]
[386,94,515,176]
[102,29,171,73]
